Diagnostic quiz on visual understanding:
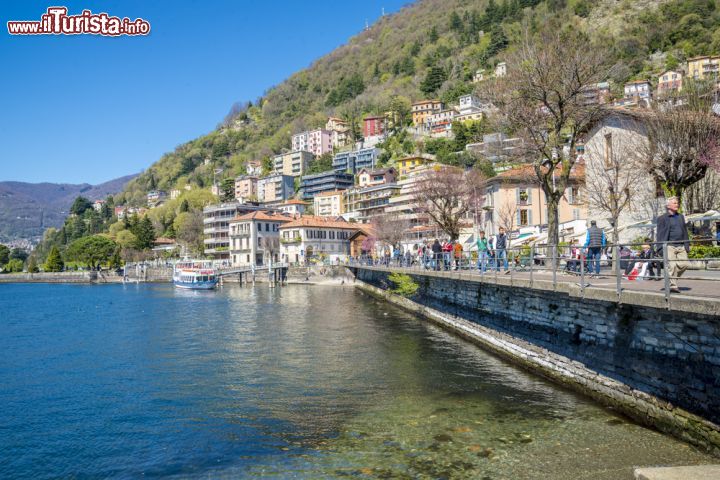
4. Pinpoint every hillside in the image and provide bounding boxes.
[115,0,720,208]
[0,174,137,242]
